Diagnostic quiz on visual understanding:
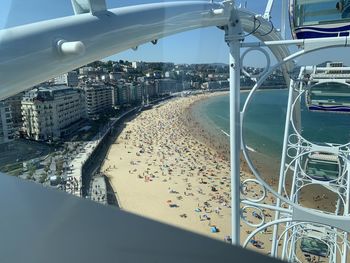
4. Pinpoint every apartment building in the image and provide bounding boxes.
[81,83,113,119]
[0,102,15,144]
[4,92,24,131]
[54,71,79,87]
[22,86,85,141]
